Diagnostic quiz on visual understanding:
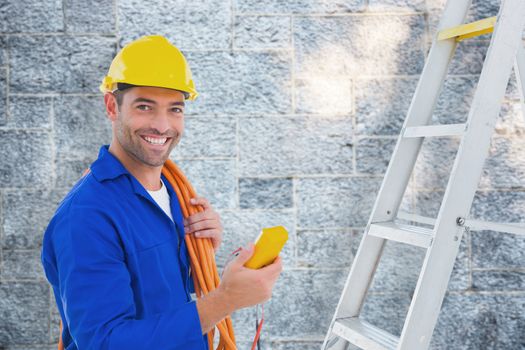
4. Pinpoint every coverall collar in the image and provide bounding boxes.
[90,145,171,200]
[90,145,186,236]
